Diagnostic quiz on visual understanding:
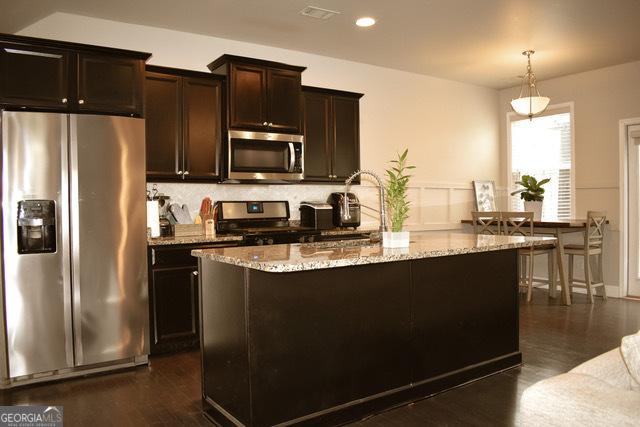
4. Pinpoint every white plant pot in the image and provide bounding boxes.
[523,201,543,221]
[382,231,410,248]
